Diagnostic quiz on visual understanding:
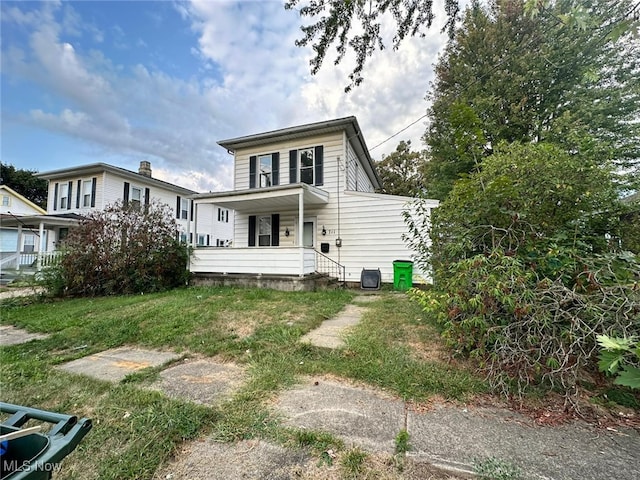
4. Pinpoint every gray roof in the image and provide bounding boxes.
[36,163,196,195]
[218,116,381,189]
